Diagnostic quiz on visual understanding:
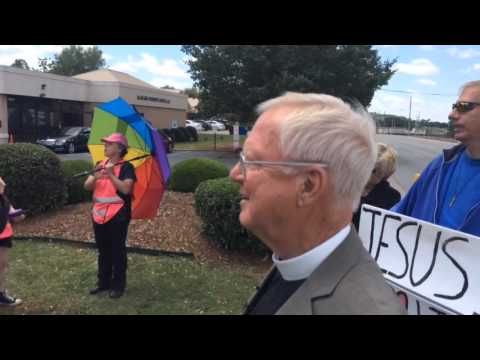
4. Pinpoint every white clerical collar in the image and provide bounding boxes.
[272,225,351,281]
